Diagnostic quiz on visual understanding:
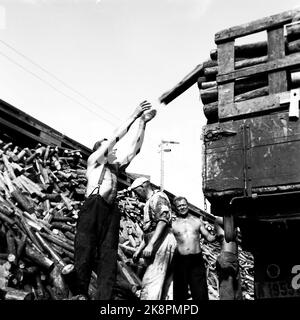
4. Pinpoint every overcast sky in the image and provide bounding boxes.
[0,0,299,209]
